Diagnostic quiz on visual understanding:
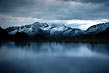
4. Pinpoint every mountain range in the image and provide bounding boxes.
[0,22,109,42]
